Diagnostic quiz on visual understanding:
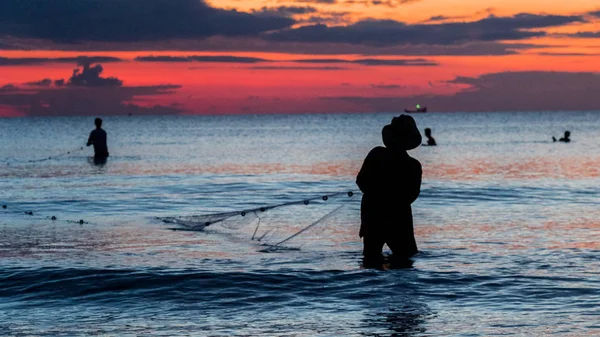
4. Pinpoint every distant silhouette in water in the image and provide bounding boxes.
[87,118,109,160]
[424,128,436,146]
[552,131,571,143]
[357,115,422,265]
